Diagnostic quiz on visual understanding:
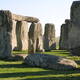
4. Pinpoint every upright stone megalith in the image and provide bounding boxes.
[59,1,80,56]
[16,21,28,51]
[44,23,56,51]
[59,19,71,50]
[68,1,80,55]
[12,20,17,50]
[28,22,44,54]
[0,10,12,58]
